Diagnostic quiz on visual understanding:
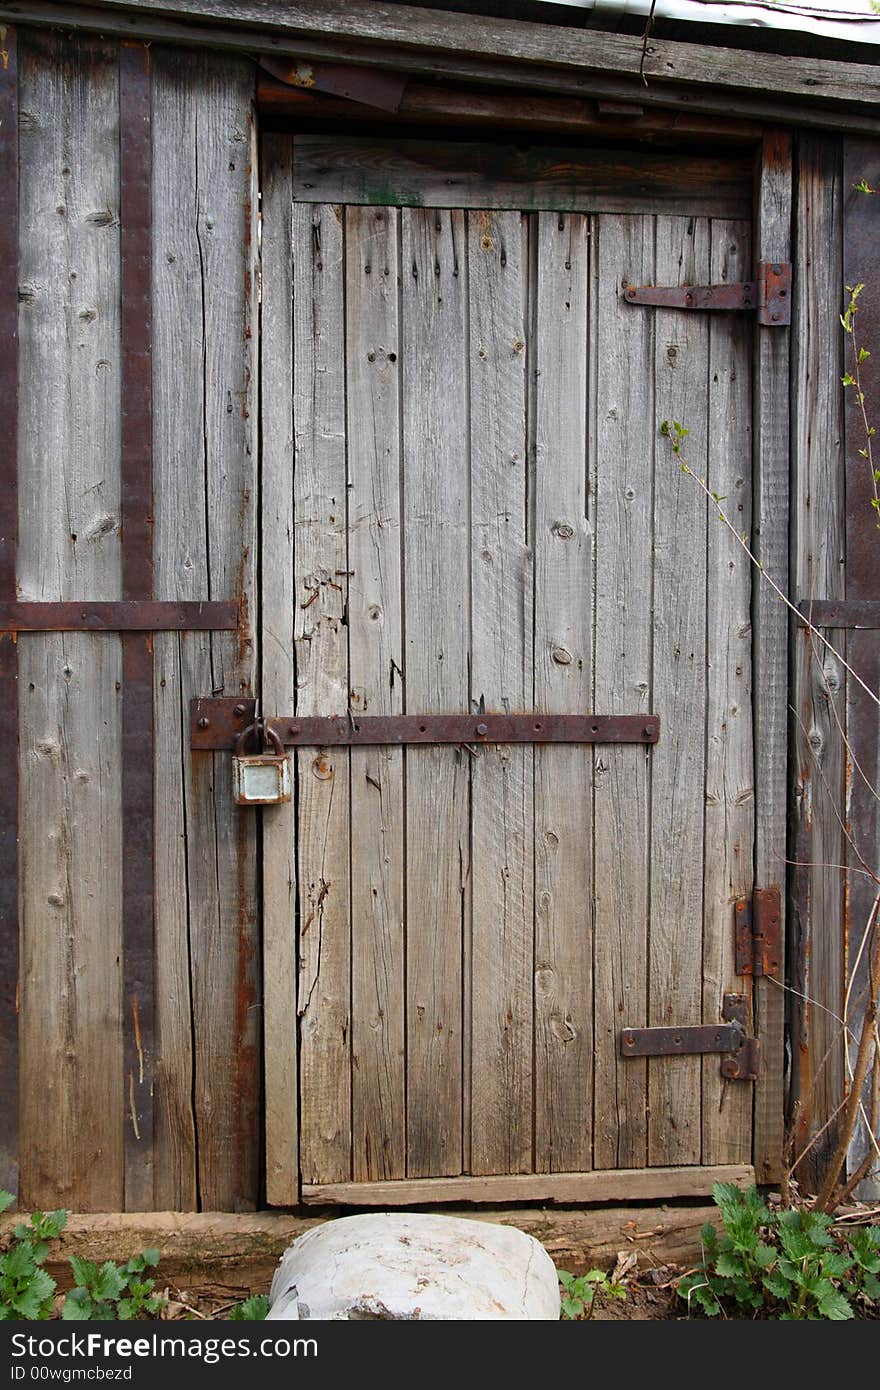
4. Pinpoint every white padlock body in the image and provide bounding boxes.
[232,753,291,806]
